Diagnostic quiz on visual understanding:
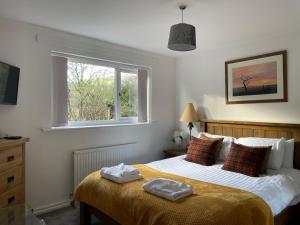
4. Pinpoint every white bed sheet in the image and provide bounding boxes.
[146,155,300,216]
